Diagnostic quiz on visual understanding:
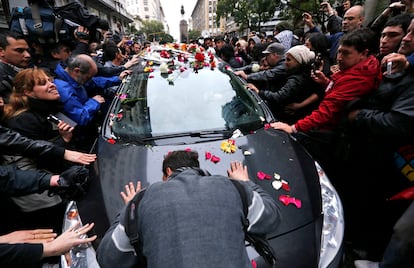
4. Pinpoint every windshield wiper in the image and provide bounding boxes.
[141,129,235,141]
